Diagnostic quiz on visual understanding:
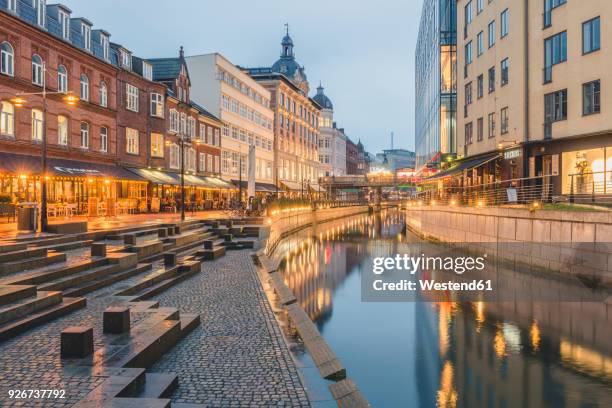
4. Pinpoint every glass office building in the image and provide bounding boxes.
[415,0,457,174]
